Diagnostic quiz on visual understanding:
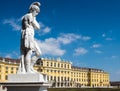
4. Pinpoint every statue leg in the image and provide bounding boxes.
[31,48,41,73]
[20,54,26,73]
[25,49,33,73]
[17,50,26,74]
